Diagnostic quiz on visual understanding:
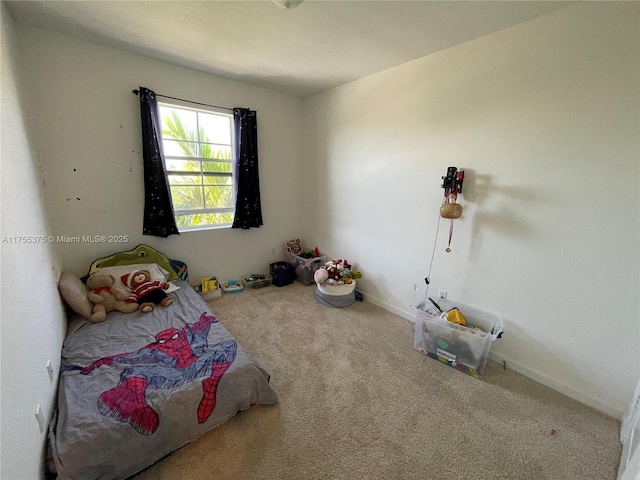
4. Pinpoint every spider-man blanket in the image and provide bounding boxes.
[48,281,277,480]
